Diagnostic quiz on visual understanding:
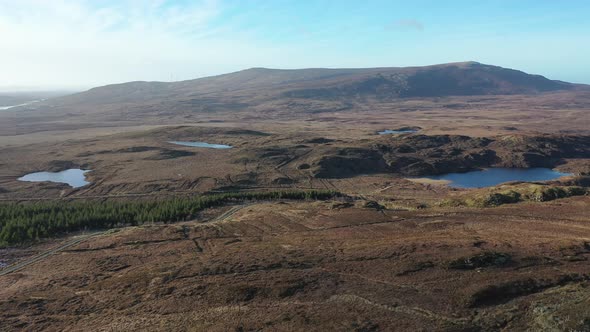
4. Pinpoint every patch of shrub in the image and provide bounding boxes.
[361,200,384,210]
[523,185,585,202]
[439,185,587,208]
[146,149,196,160]
[482,191,521,207]
[448,251,512,270]
[469,274,590,307]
